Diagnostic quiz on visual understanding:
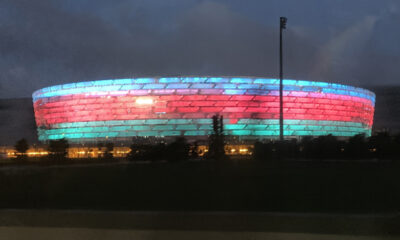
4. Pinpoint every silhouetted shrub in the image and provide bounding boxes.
[368,132,398,159]
[128,142,166,161]
[313,135,343,159]
[48,139,69,160]
[104,142,114,159]
[345,134,368,159]
[165,137,190,162]
[251,133,400,161]
[14,138,29,160]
